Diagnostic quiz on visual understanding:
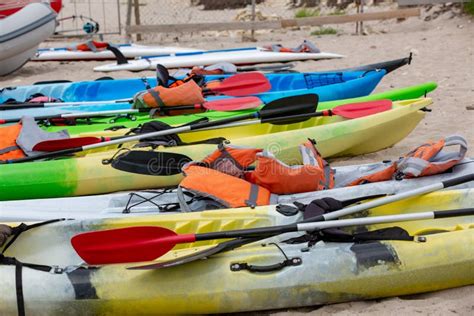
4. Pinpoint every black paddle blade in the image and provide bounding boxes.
[260,94,318,125]
[110,151,192,176]
[156,64,170,87]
